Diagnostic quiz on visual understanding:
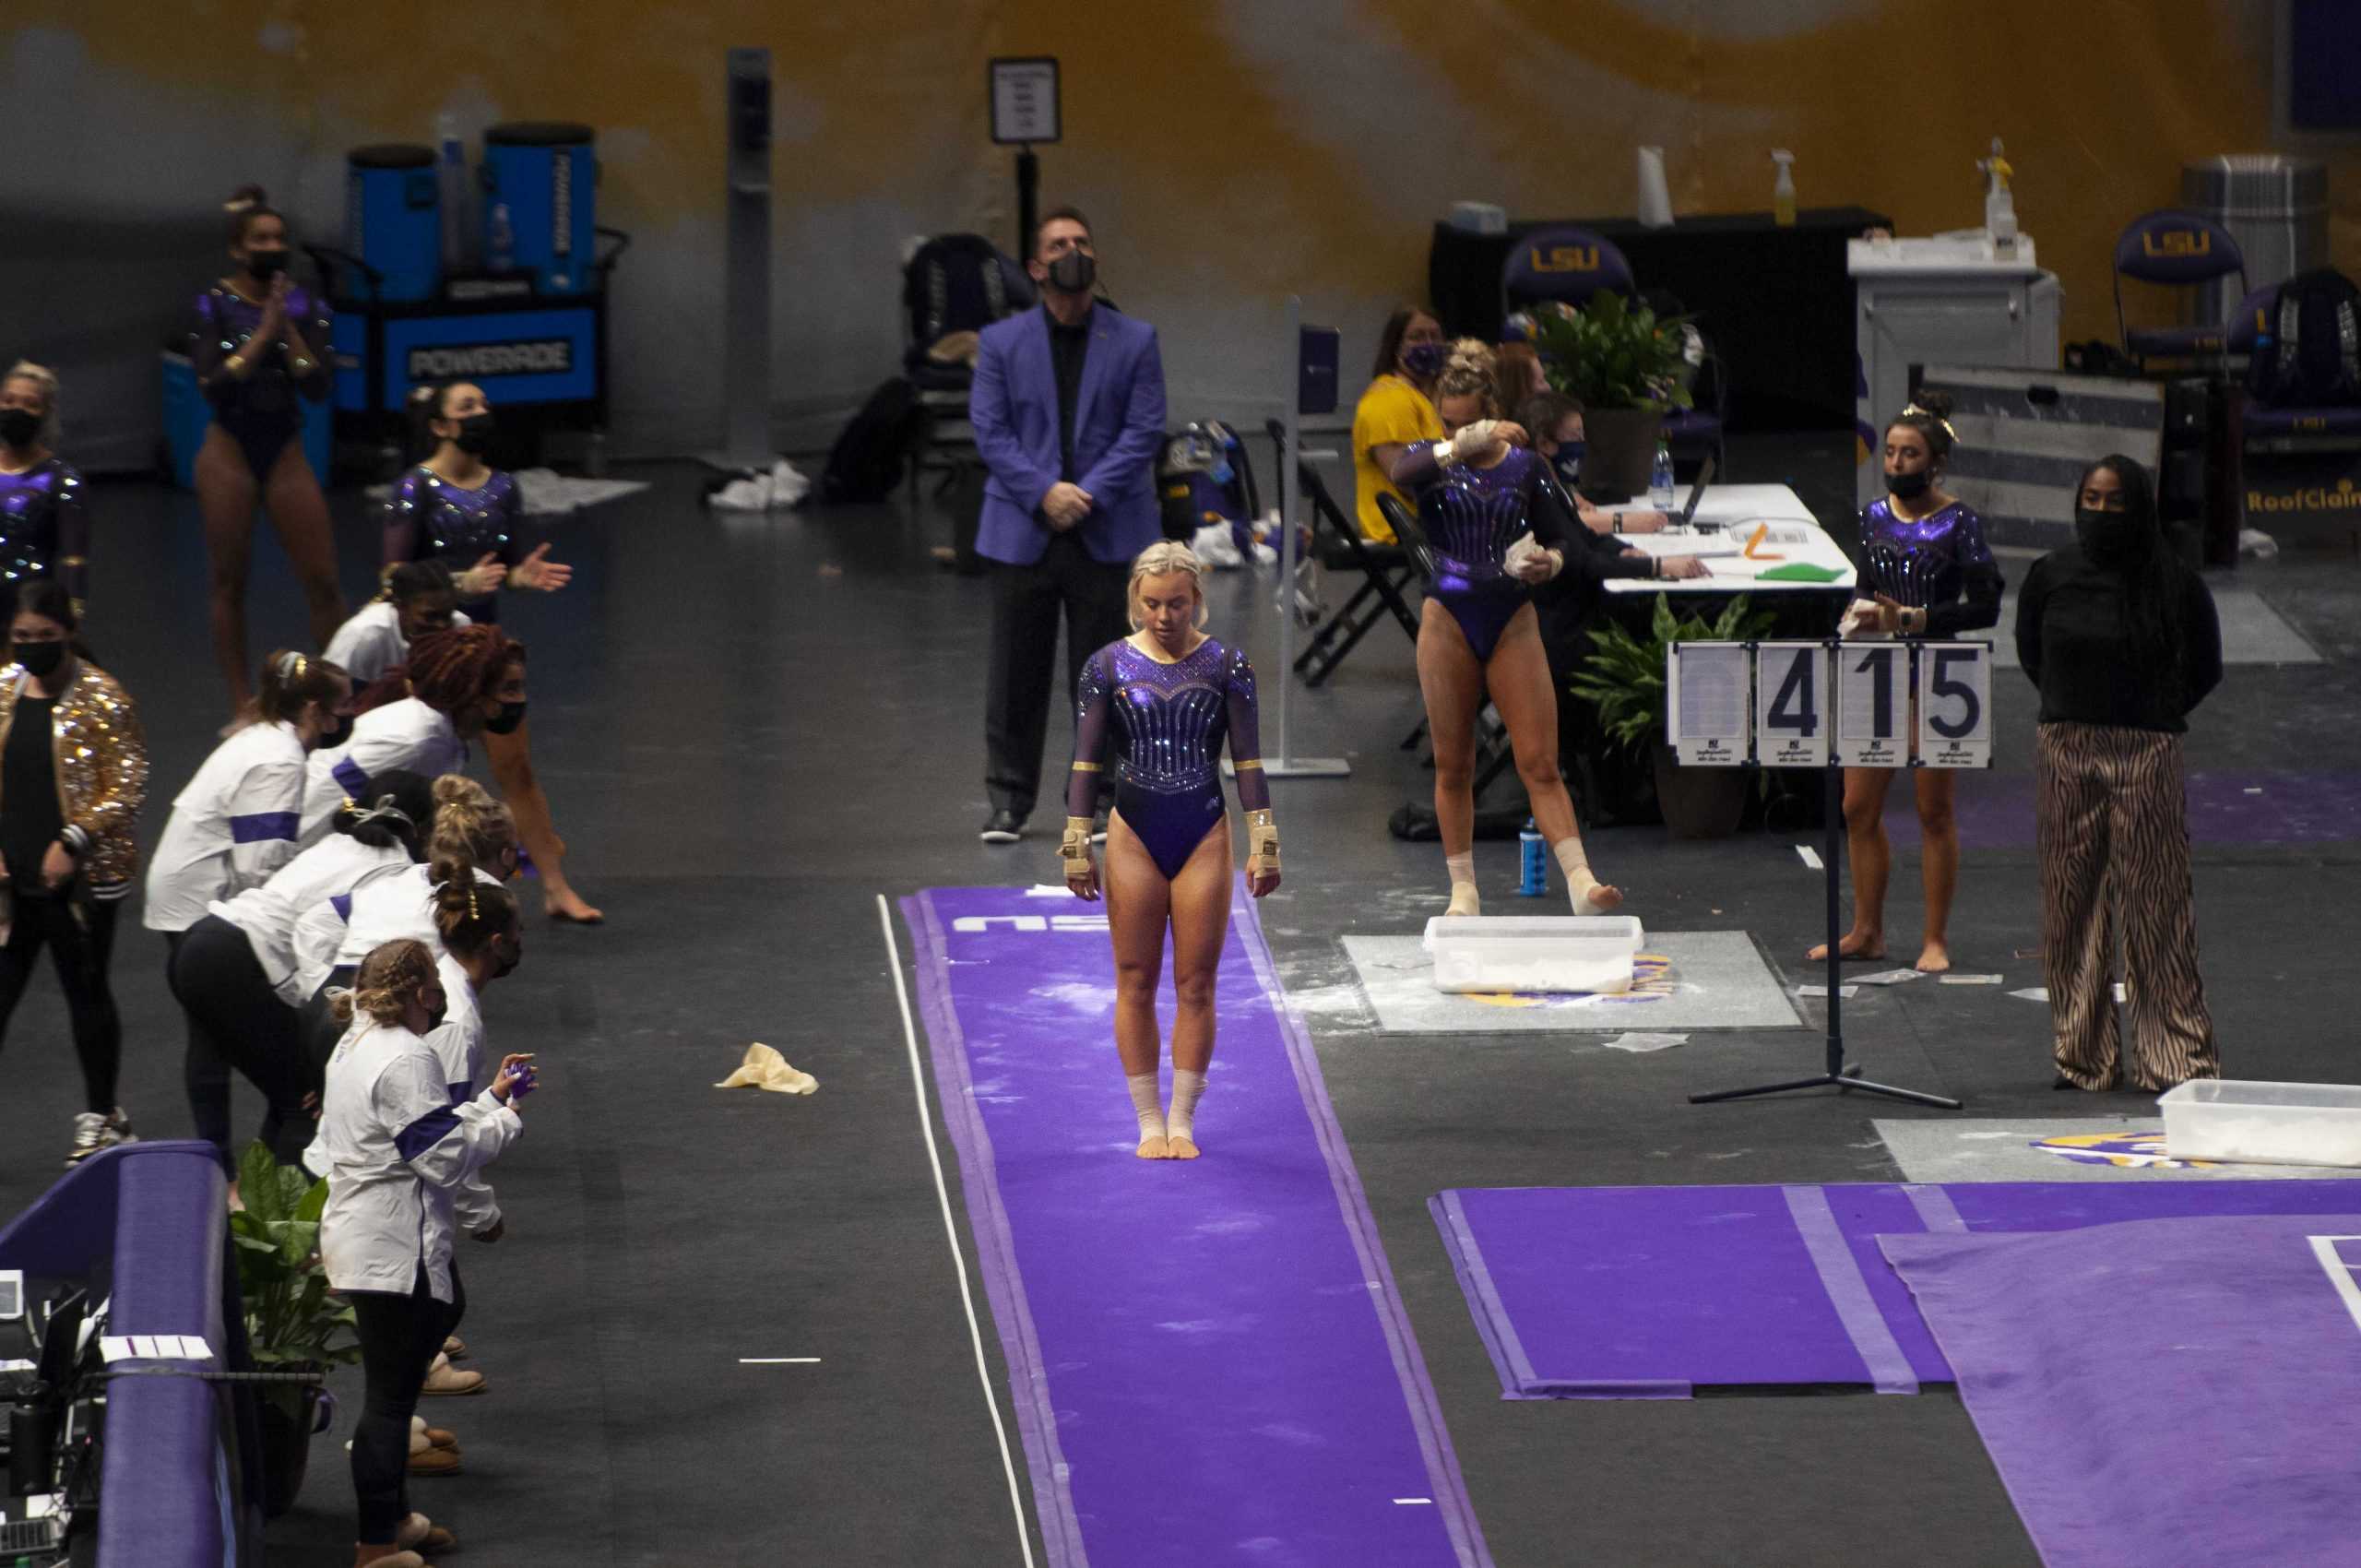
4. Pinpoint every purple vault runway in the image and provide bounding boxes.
[903,885,1489,1568]
[1430,1181,2361,1398]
